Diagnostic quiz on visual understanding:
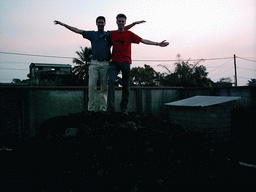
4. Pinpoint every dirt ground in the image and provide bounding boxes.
[1,112,256,191]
